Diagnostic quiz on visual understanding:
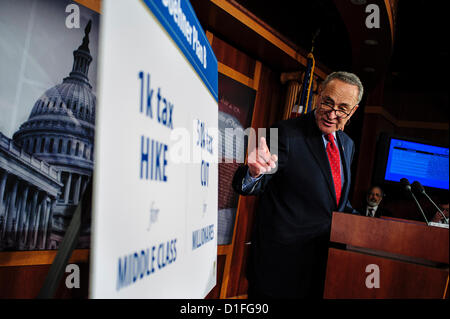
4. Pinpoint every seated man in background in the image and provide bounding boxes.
[431,202,449,224]
[357,185,391,218]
